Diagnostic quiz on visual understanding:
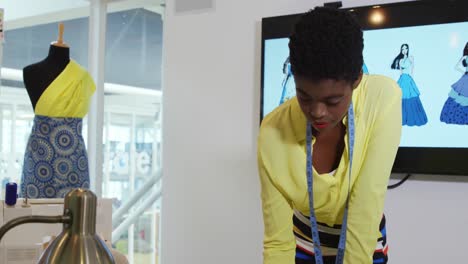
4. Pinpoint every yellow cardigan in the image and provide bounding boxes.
[257,74,402,264]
